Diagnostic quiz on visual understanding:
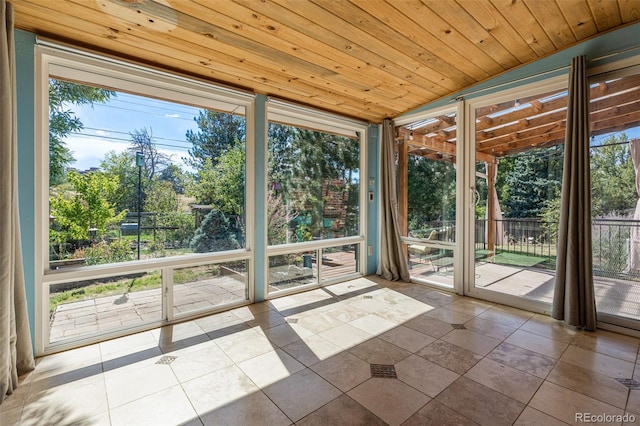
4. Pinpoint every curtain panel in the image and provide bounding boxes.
[377,119,410,282]
[551,55,597,331]
[0,0,35,403]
